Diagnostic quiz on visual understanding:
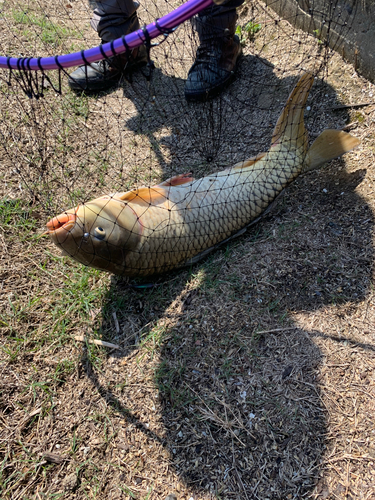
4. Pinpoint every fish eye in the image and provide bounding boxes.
[94,227,106,240]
